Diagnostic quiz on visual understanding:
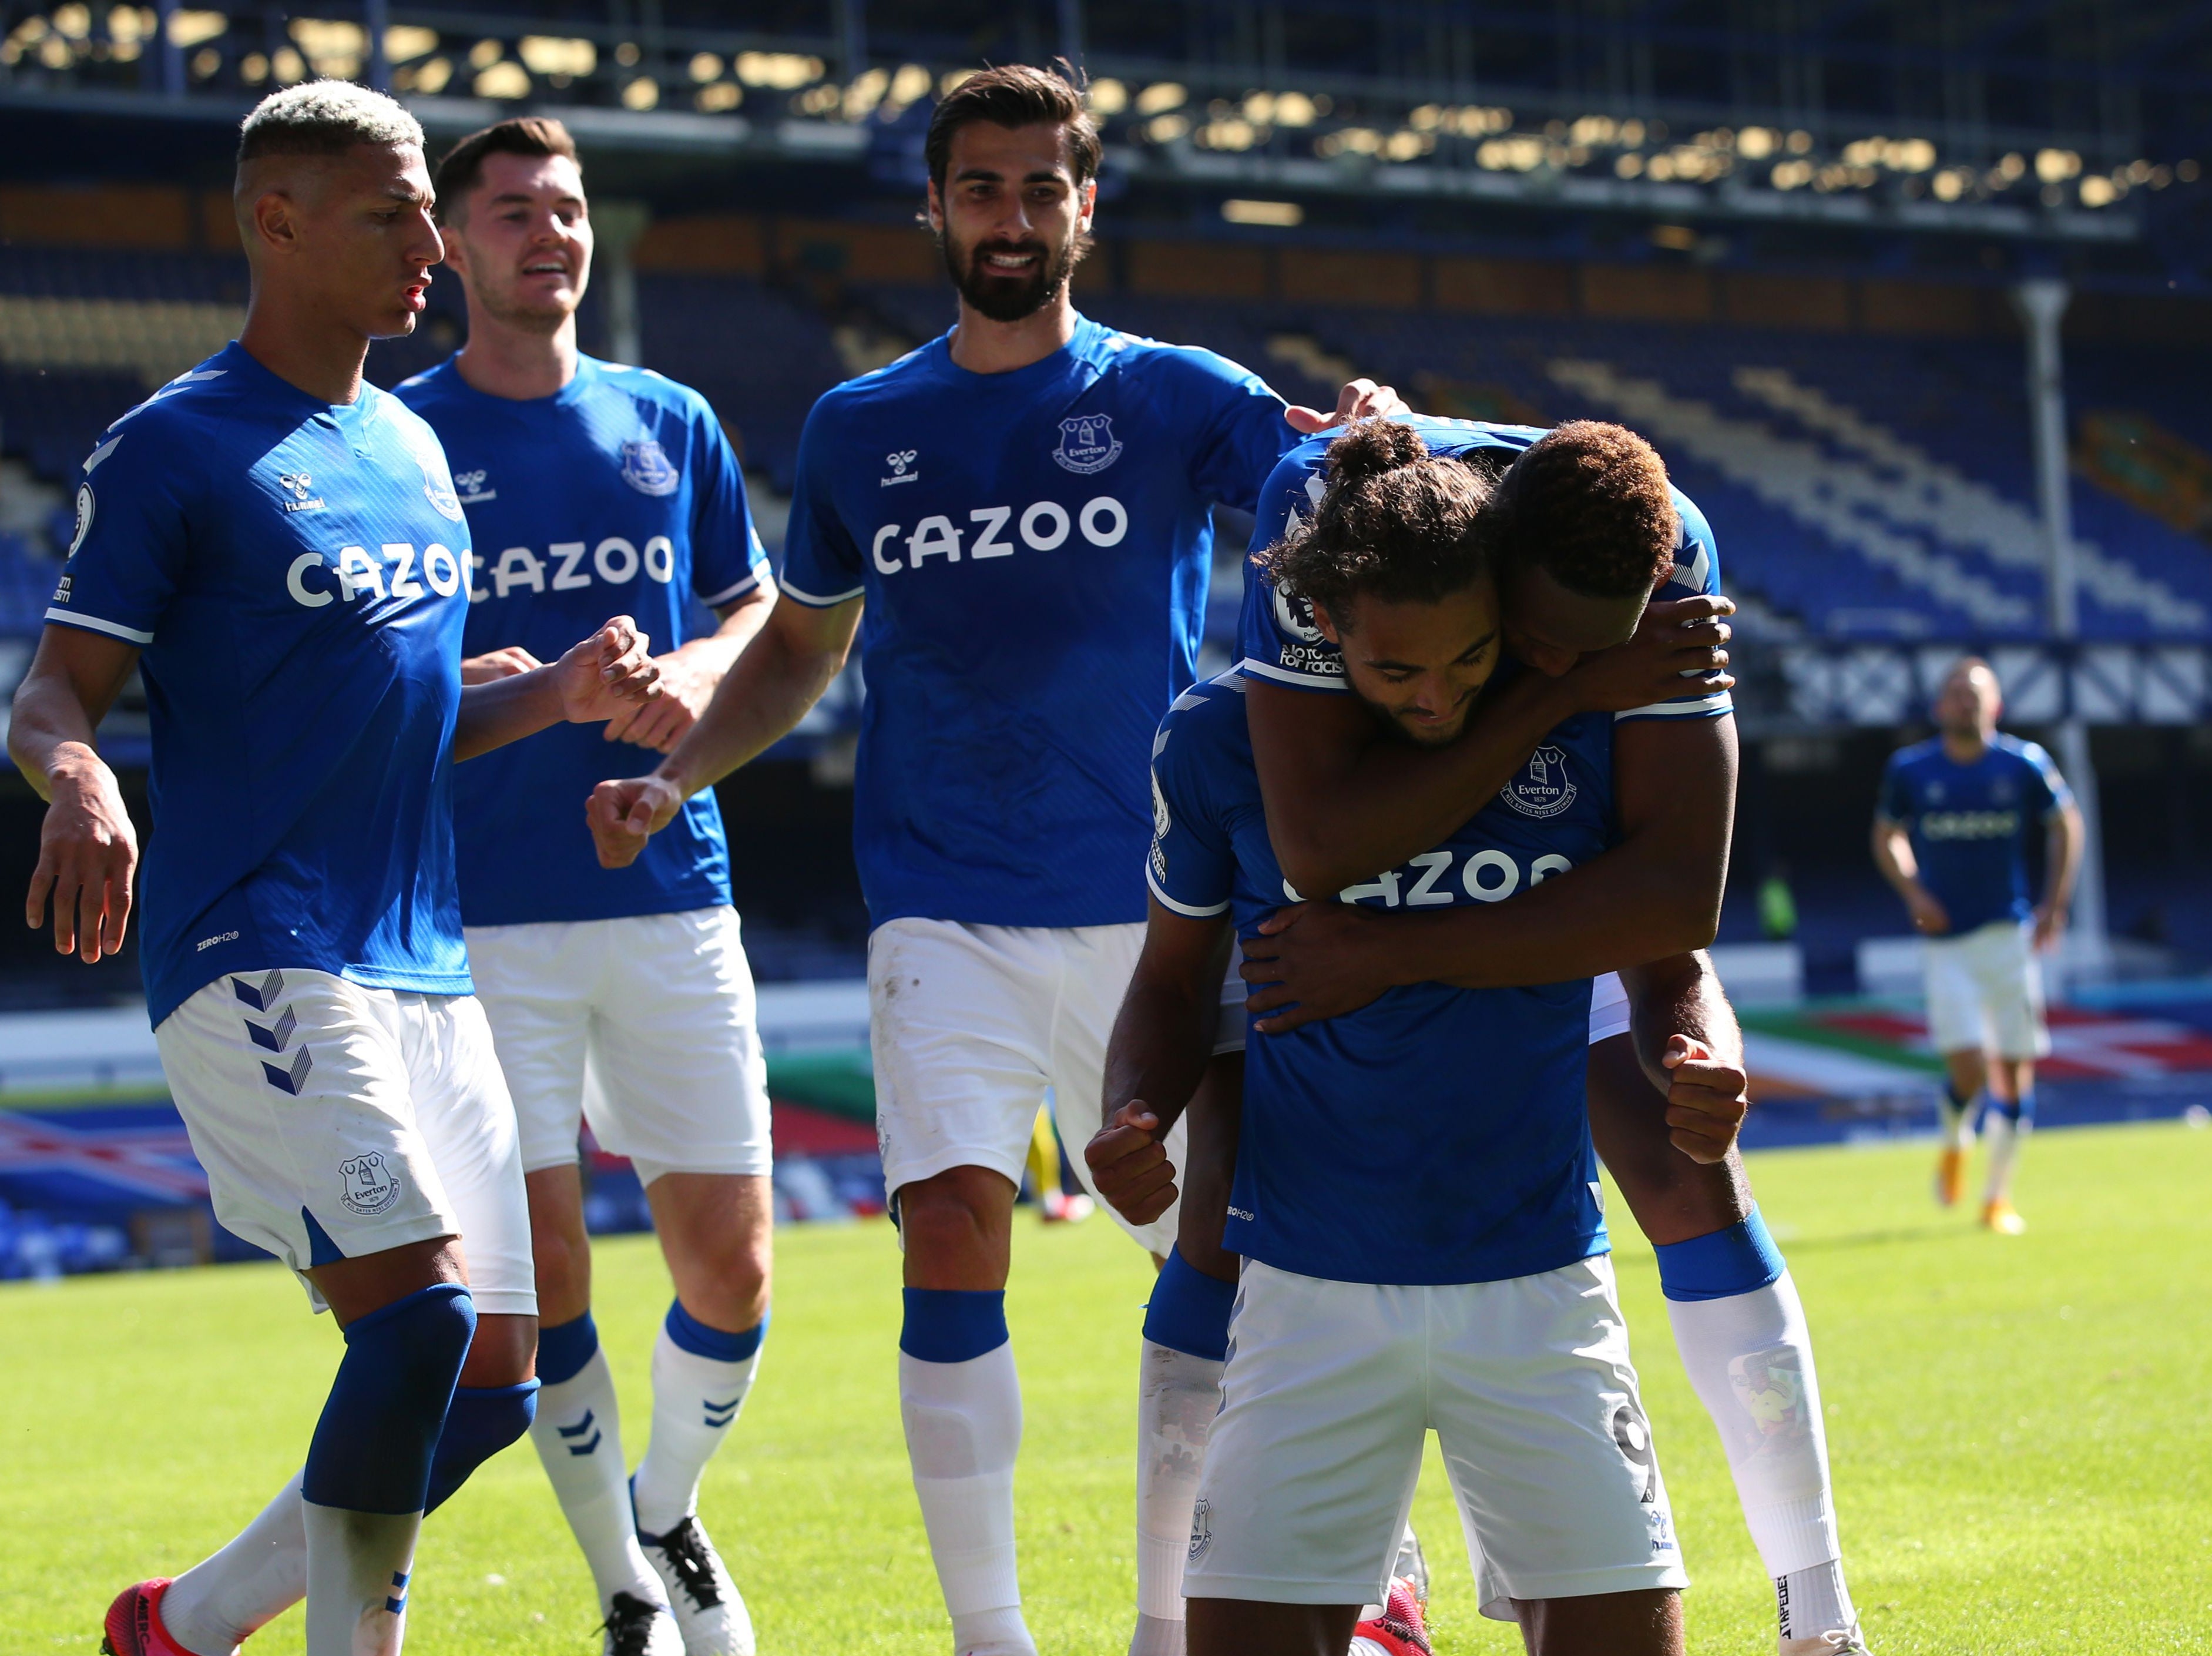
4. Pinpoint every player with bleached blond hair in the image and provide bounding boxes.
[9,80,660,1656]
